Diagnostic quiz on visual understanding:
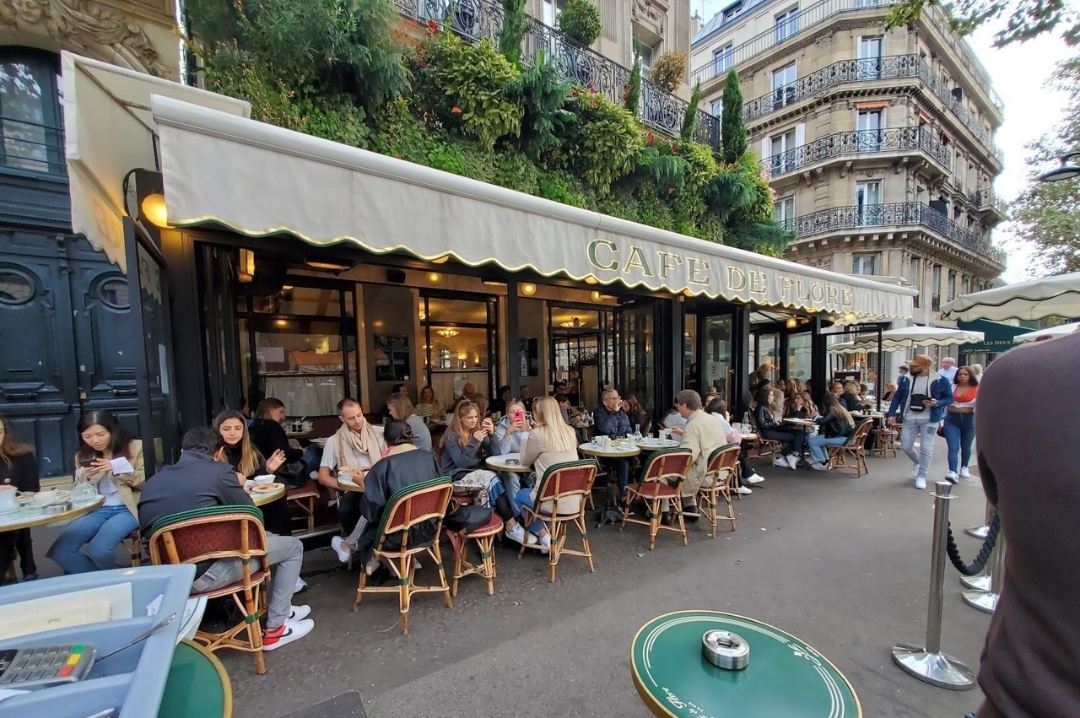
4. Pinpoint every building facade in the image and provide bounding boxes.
[689,0,1005,334]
